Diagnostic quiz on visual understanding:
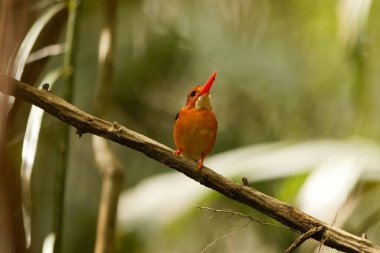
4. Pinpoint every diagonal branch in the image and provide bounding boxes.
[1,75,380,253]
